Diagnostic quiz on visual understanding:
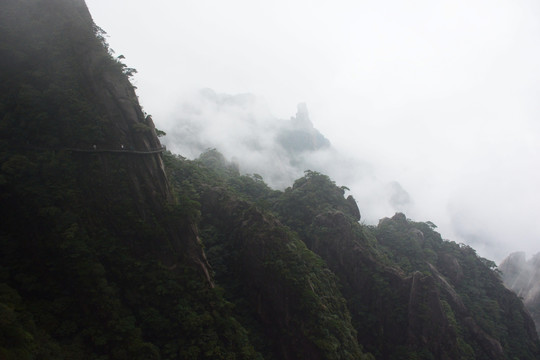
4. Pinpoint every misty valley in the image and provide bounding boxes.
[1,0,540,359]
